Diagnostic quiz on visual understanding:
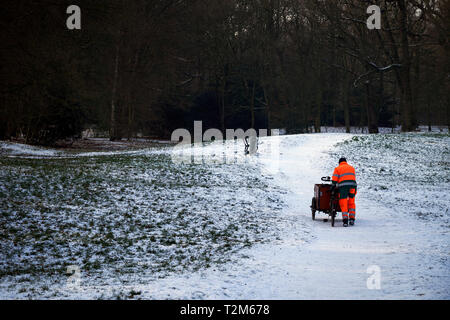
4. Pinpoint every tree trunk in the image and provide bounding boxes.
[378,72,383,131]
[127,102,133,140]
[127,51,139,140]
[314,87,322,133]
[365,81,379,134]
[250,81,256,128]
[110,37,121,141]
[332,101,336,128]
[427,101,432,132]
[392,82,398,132]
[263,85,271,133]
[398,0,416,132]
[342,73,350,133]
[220,64,228,134]
[447,92,450,131]
[220,80,225,134]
